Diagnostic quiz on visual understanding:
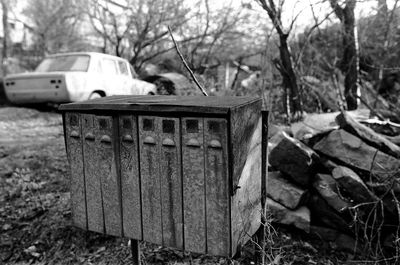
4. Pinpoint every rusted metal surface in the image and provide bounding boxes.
[62,96,263,258]
[160,117,183,248]
[82,114,104,233]
[230,101,262,193]
[139,116,162,244]
[65,112,87,230]
[119,115,141,239]
[182,117,206,254]
[204,118,230,256]
[230,118,262,255]
[96,115,122,236]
